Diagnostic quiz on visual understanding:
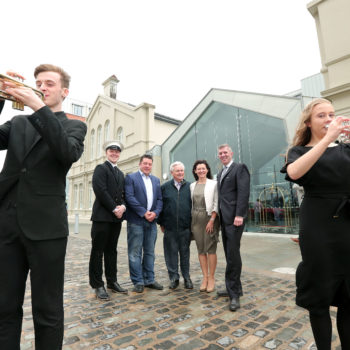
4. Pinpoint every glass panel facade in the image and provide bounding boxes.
[170,101,298,234]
